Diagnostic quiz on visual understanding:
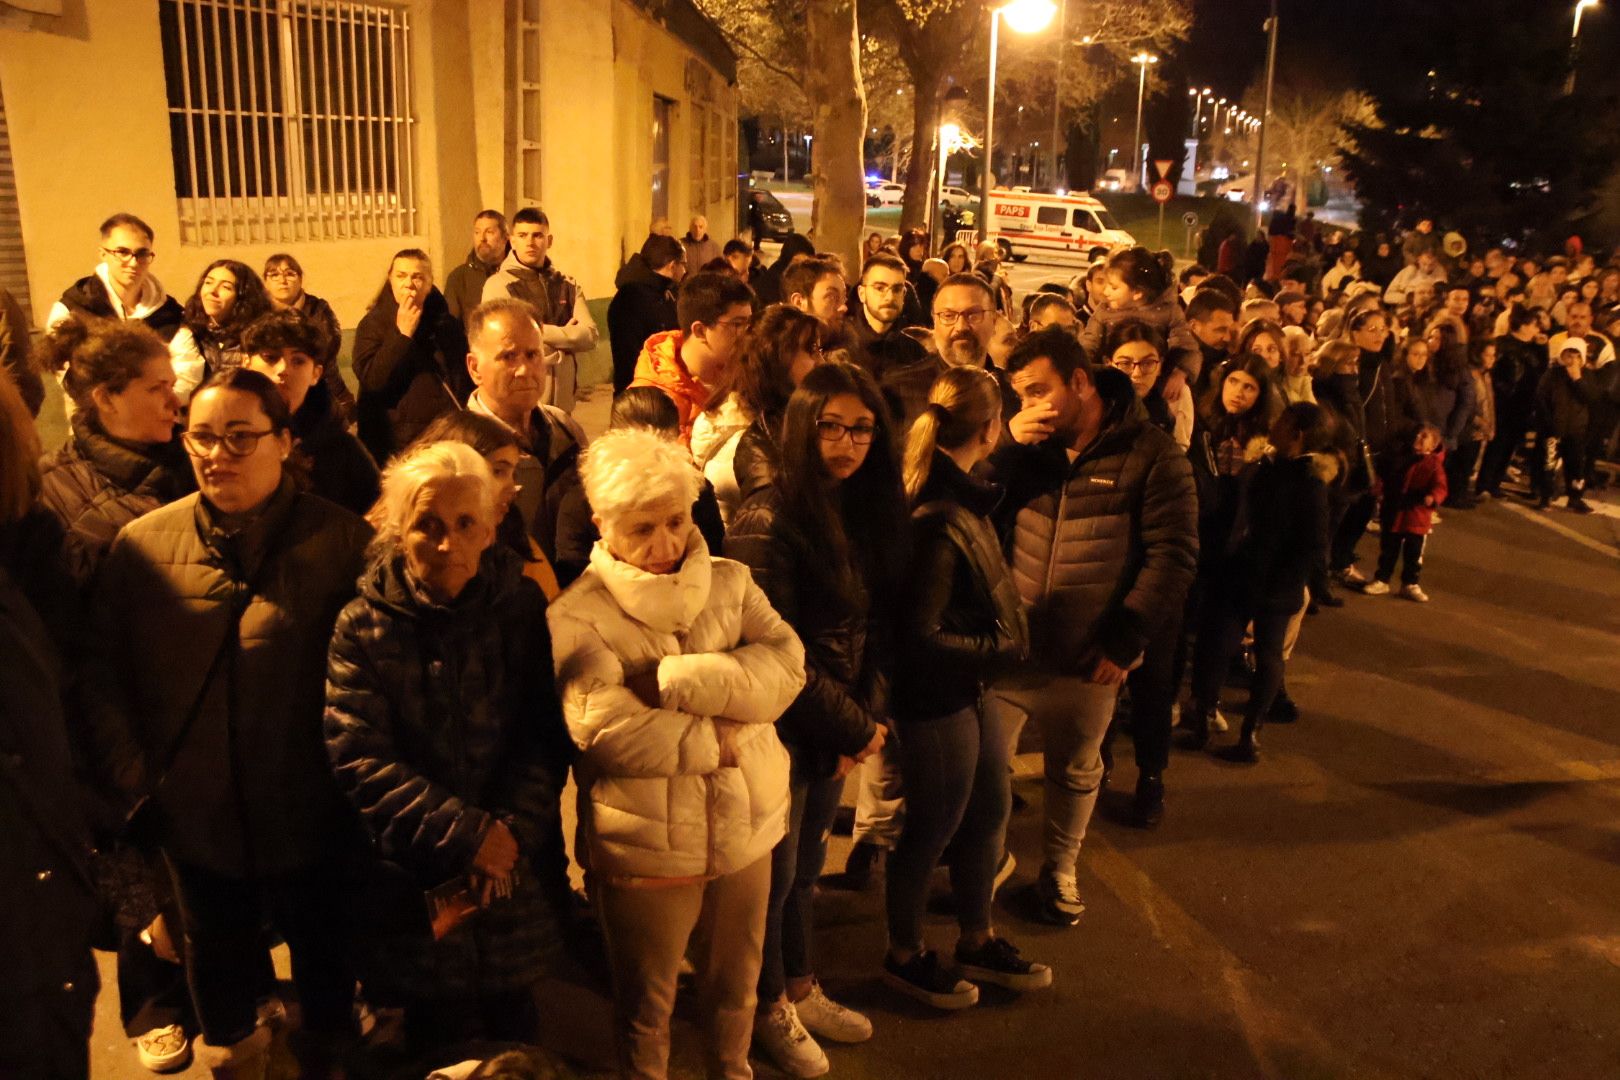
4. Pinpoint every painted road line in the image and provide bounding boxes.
[1499,499,1618,558]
